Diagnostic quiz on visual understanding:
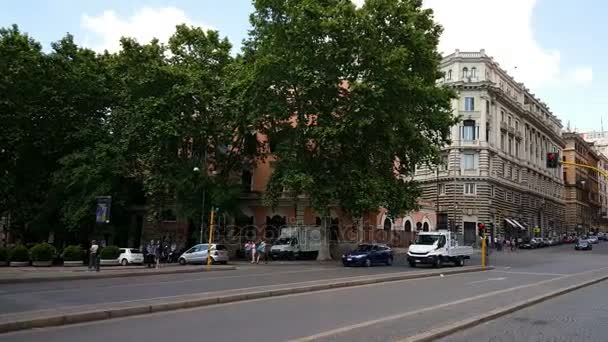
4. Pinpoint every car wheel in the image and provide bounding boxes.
[386,257,393,266]
[179,258,187,265]
[121,259,128,266]
[454,257,463,267]
[435,256,443,269]
[364,258,372,267]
